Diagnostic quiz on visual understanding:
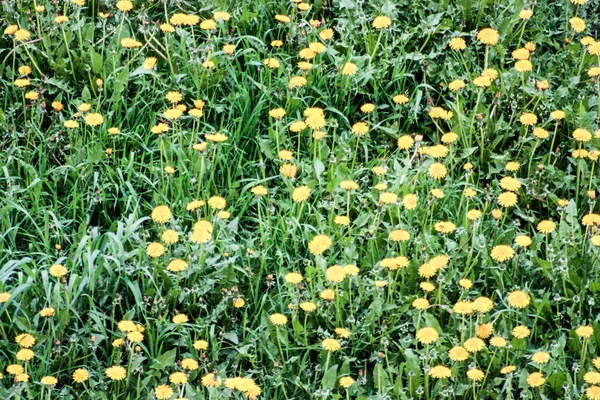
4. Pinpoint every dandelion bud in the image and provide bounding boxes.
[588,190,596,200]
[96,79,103,87]
[492,209,502,220]
[193,142,208,152]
